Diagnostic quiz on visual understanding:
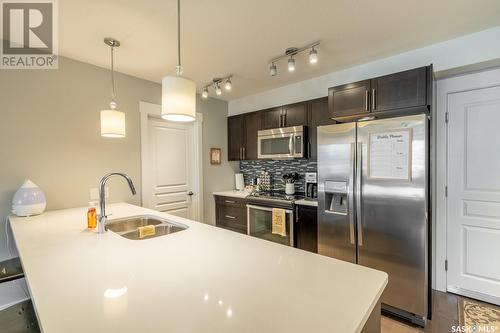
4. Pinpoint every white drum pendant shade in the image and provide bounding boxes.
[101,109,126,137]
[161,75,196,122]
